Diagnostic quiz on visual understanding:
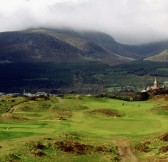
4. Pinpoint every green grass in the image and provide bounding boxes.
[0,131,37,140]
[0,95,167,161]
